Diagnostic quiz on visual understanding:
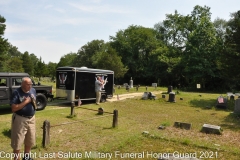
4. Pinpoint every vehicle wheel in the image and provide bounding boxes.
[36,94,47,110]
[100,94,106,103]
